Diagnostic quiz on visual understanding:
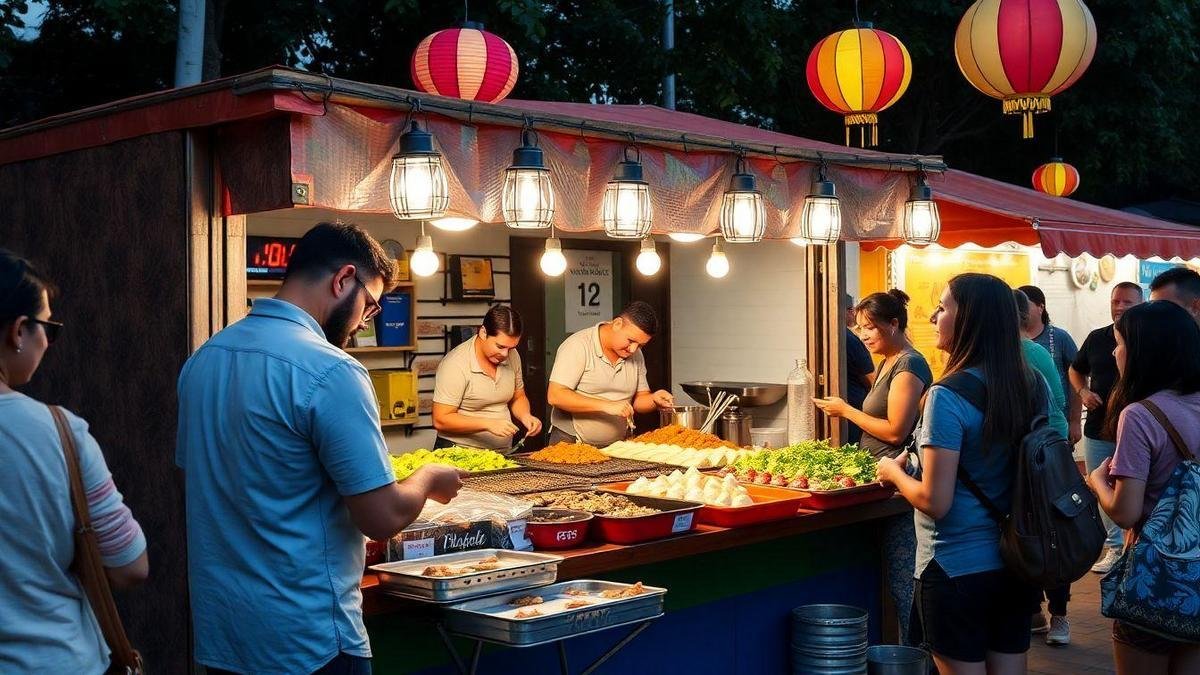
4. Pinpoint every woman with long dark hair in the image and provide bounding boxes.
[0,249,148,672]
[877,273,1045,675]
[1087,300,1200,674]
